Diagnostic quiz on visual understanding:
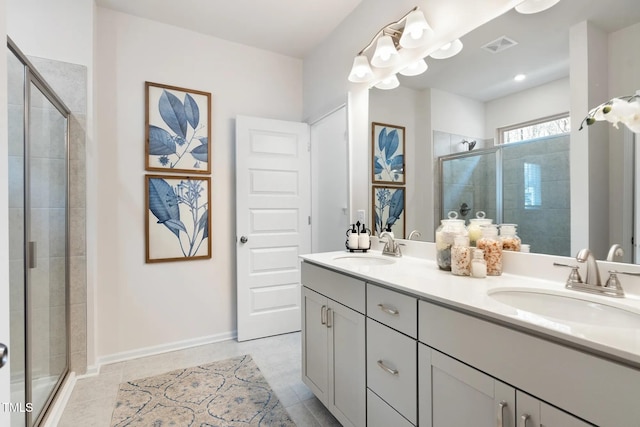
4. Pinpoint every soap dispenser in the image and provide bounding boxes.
[358,223,370,250]
[347,223,359,250]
